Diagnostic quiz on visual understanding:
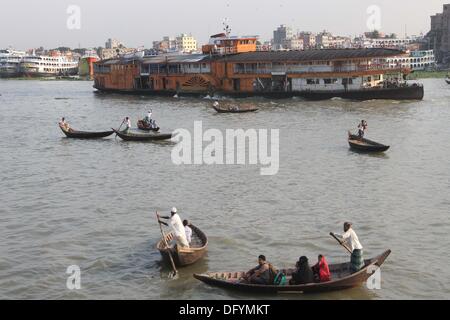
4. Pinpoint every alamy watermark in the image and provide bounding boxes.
[366,5,381,31]
[366,265,382,290]
[66,265,81,290]
[66,5,81,30]
[171,121,279,176]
